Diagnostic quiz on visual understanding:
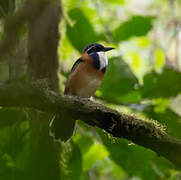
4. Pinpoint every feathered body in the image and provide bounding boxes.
[50,43,114,141]
[65,51,108,97]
